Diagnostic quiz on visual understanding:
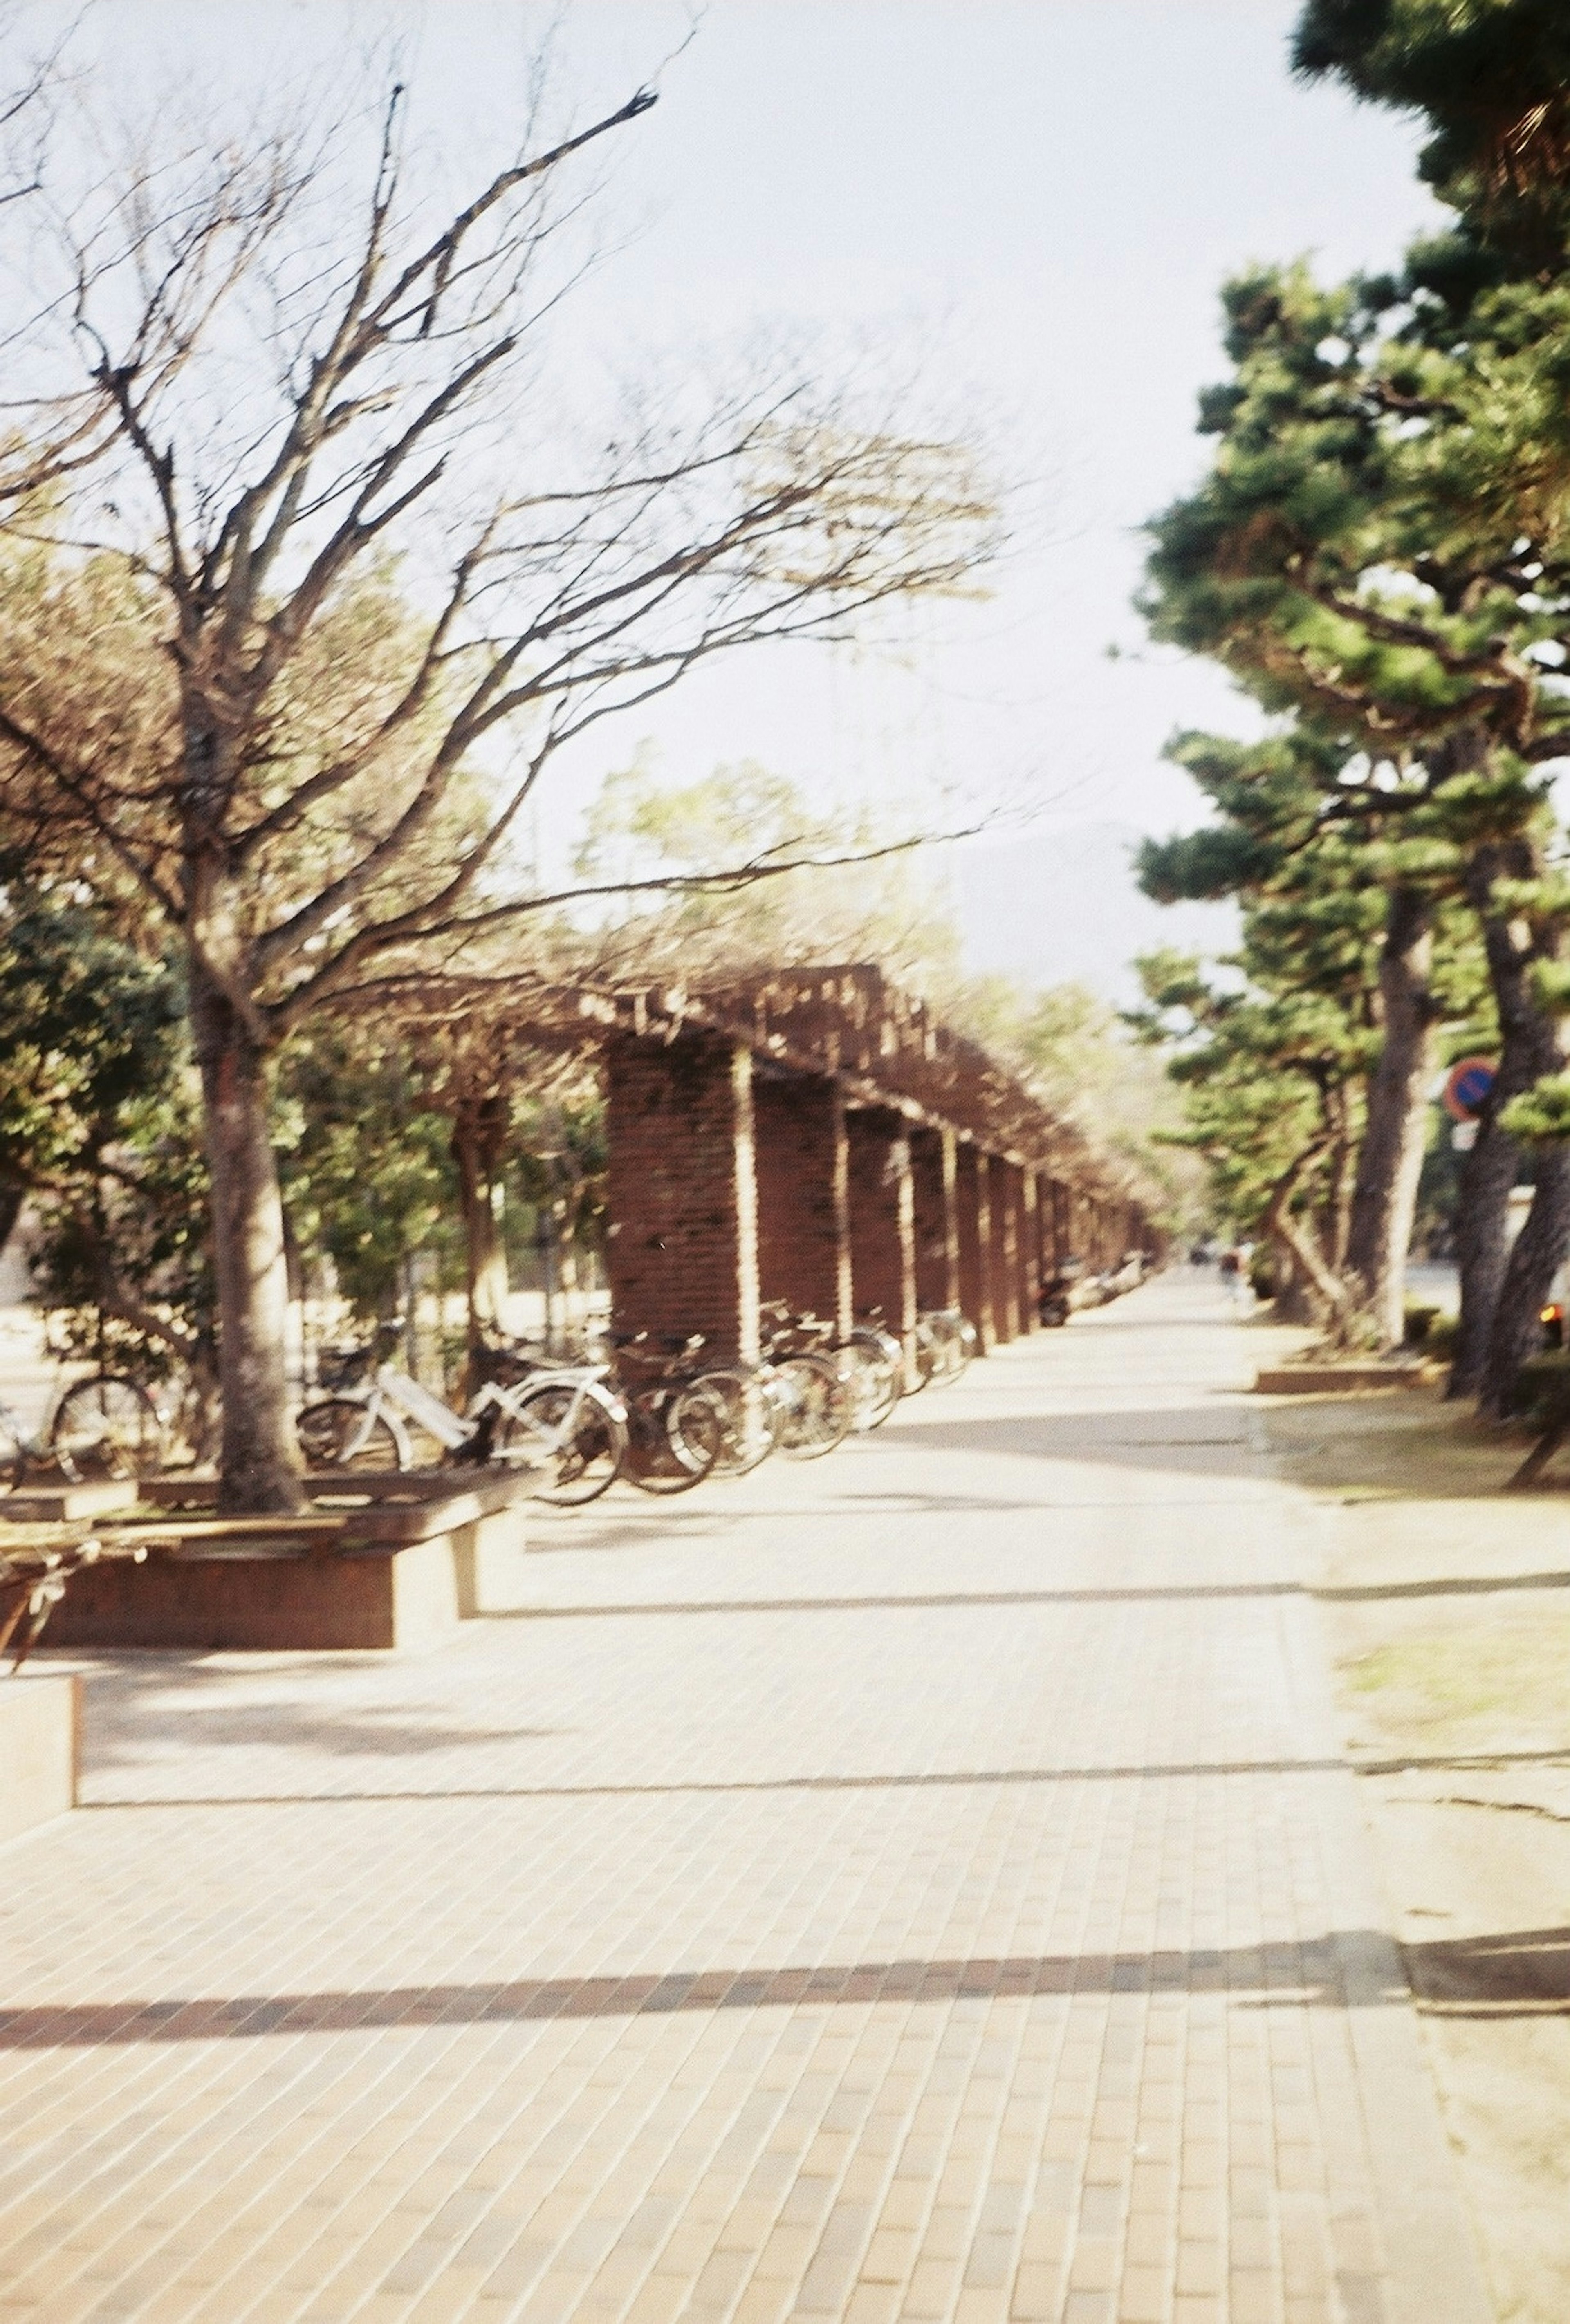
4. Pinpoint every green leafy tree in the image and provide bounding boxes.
[1278,0,1570,1400]
[1142,232,1570,1407]
[1137,724,1490,1342]
[1294,0,1570,259]
[1131,941,1370,1325]
[276,1025,458,1335]
[1131,756,1403,1329]
[0,867,213,1399]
